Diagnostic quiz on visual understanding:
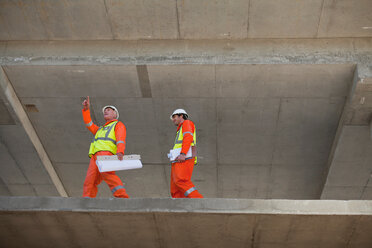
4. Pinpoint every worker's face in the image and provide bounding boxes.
[171,114,183,126]
[103,107,117,121]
